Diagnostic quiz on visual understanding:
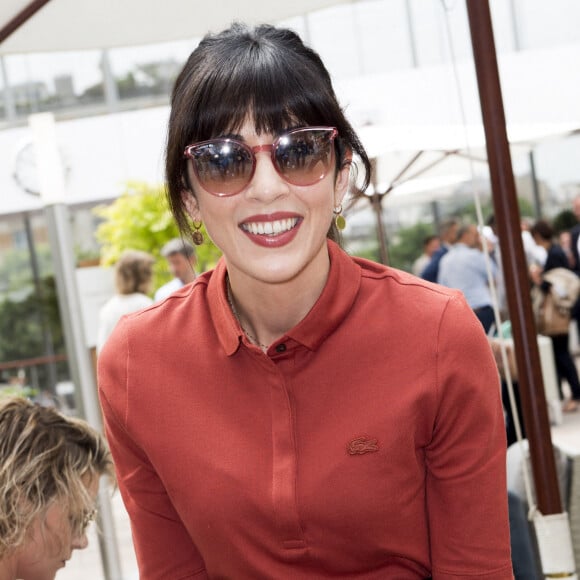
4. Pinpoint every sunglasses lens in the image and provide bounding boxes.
[275,129,335,186]
[189,141,254,196]
[185,128,337,196]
